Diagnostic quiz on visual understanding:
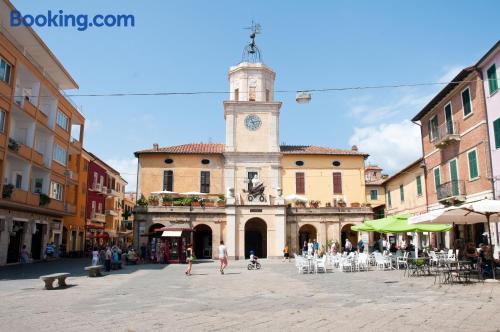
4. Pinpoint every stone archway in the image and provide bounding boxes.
[341,224,358,250]
[245,218,267,259]
[298,224,317,253]
[193,224,212,259]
